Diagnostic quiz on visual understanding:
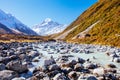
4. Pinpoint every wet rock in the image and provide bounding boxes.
[0,63,5,71]
[53,73,67,80]
[0,70,18,80]
[6,60,28,73]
